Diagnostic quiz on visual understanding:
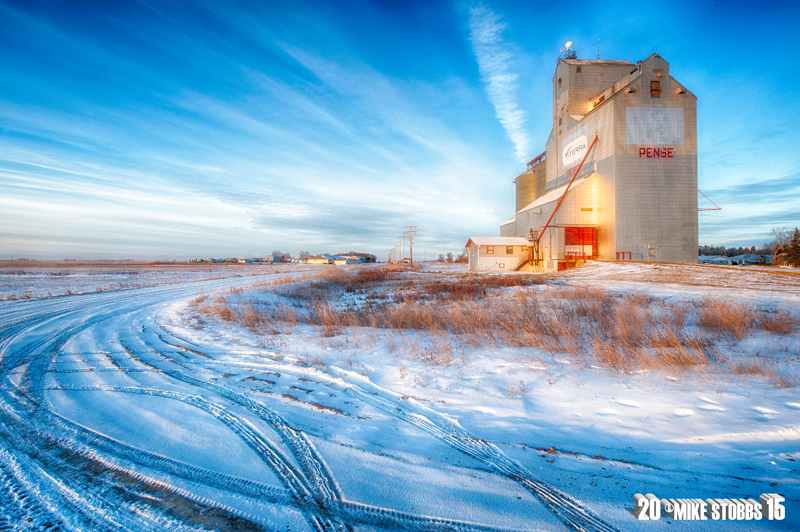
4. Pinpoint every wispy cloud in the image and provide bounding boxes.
[698,171,800,246]
[466,4,529,162]
[0,0,513,260]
